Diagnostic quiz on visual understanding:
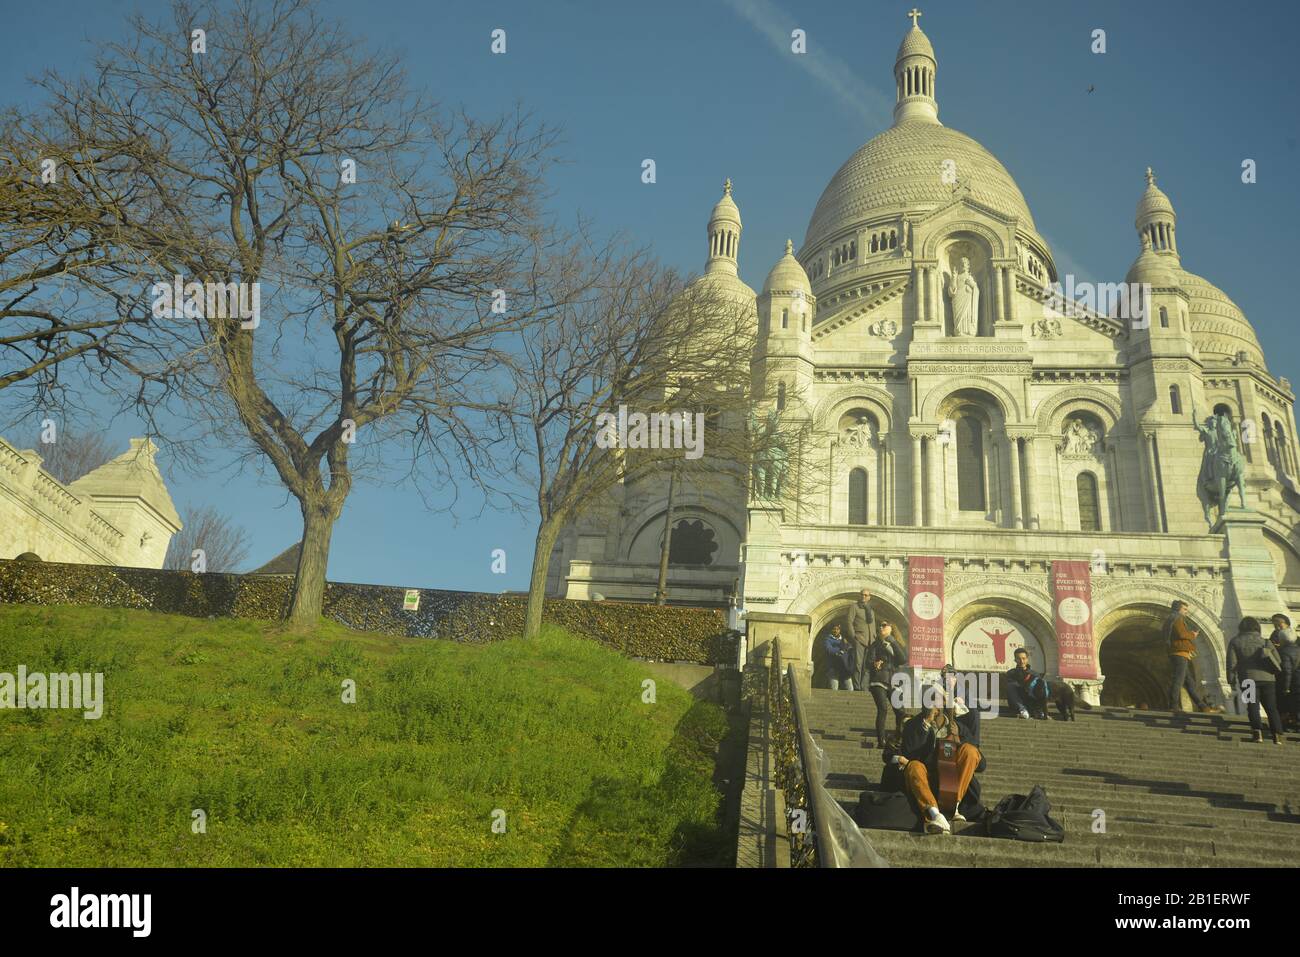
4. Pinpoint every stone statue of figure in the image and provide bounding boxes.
[1192,401,1247,526]
[945,257,980,337]
[749,408,788,498]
